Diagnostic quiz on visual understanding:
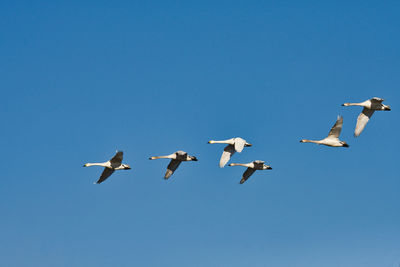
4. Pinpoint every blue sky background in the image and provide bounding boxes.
[1,1,399,266]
